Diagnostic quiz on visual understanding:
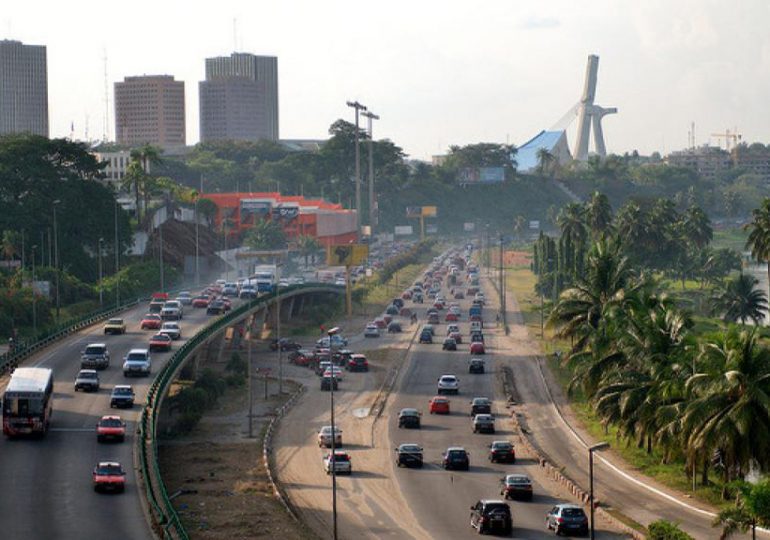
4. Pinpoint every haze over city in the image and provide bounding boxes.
[4,0,770,158]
